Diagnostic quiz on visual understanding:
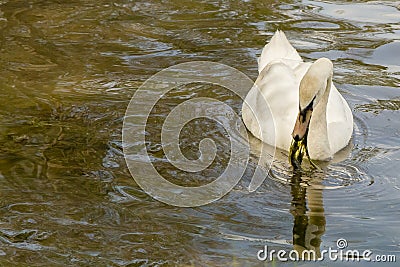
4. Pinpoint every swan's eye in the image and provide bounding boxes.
[299,96,315,118]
